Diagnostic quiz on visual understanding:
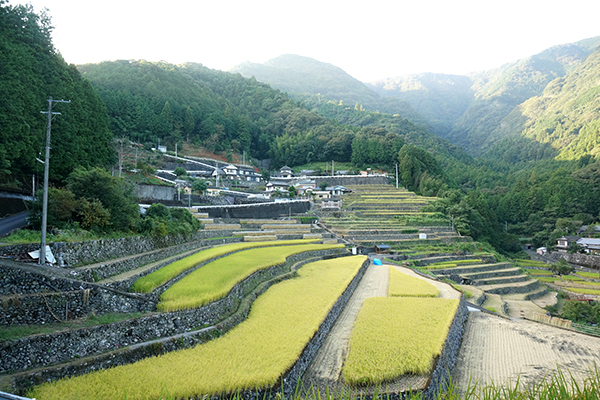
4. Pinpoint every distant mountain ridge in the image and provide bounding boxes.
[233,36,600,160]
[230,54,428,126]
[369,36,600,156]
